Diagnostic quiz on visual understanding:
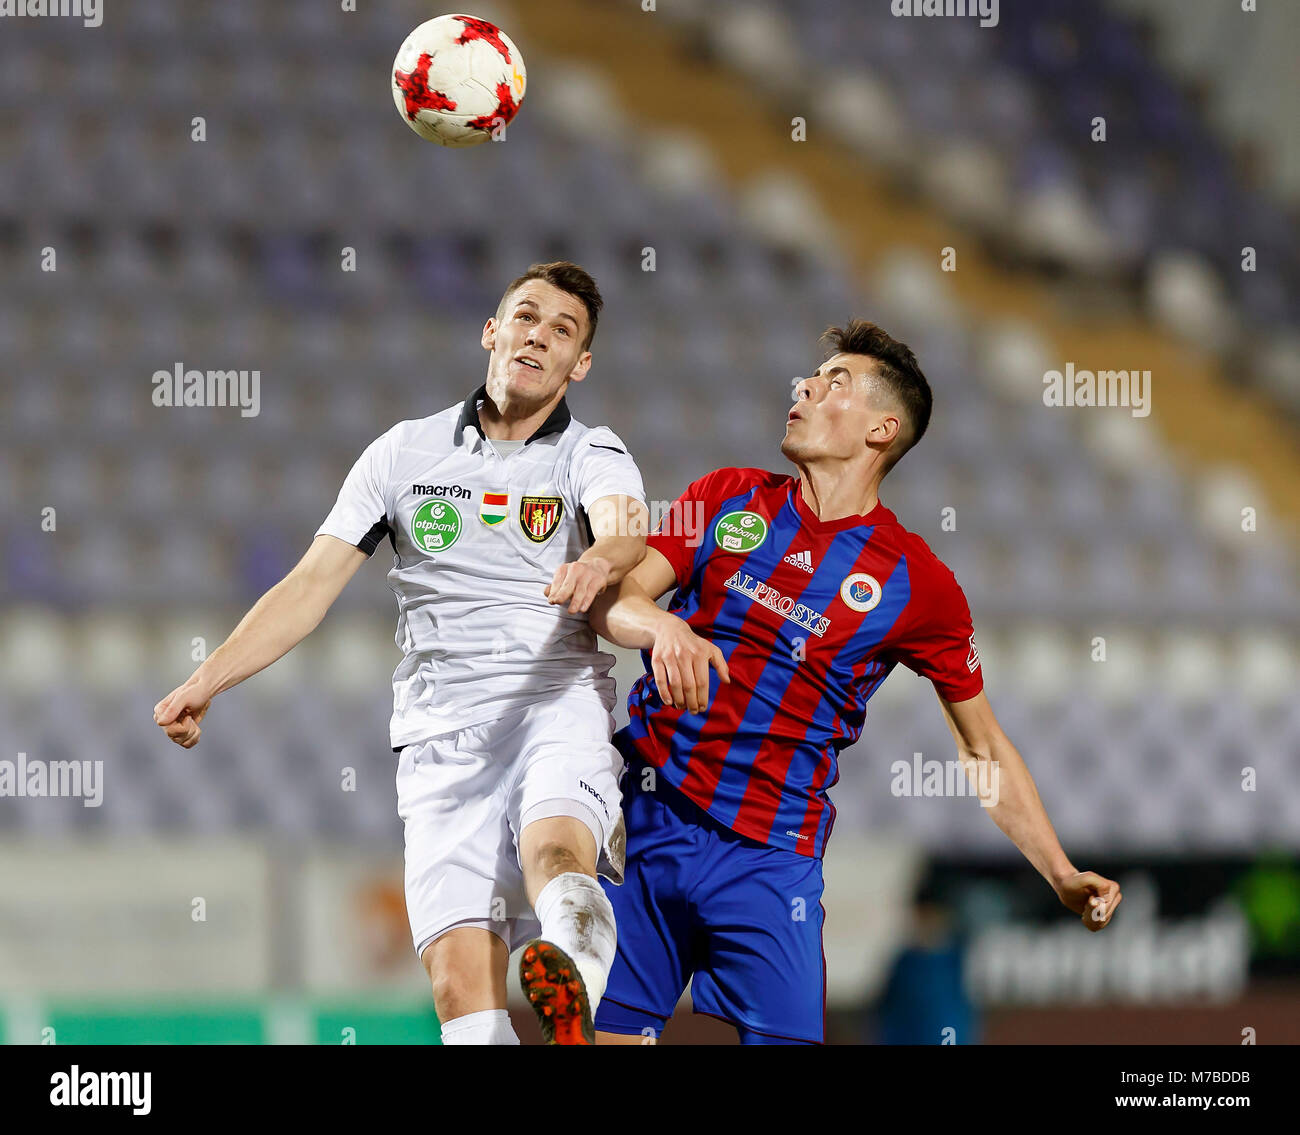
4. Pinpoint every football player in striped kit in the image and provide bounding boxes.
[588,319,1123,1044]
[155,263,649,1044]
